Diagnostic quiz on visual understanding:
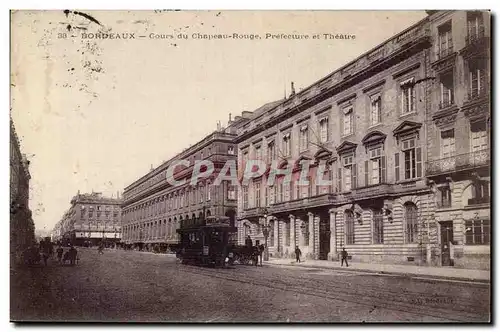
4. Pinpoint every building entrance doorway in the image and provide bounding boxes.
[440,221,454,266]
[319,218,330,260]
